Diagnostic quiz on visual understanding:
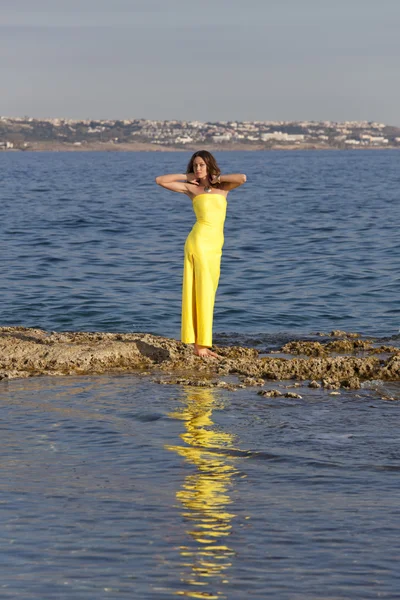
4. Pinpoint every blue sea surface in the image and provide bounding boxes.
[1,150,400,599]
[1,374,400,599]
[1,150,399,340]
